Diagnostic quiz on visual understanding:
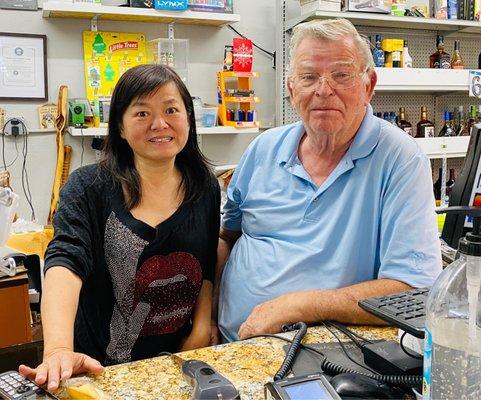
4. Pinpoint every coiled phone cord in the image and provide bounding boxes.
[273,322,308,381]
